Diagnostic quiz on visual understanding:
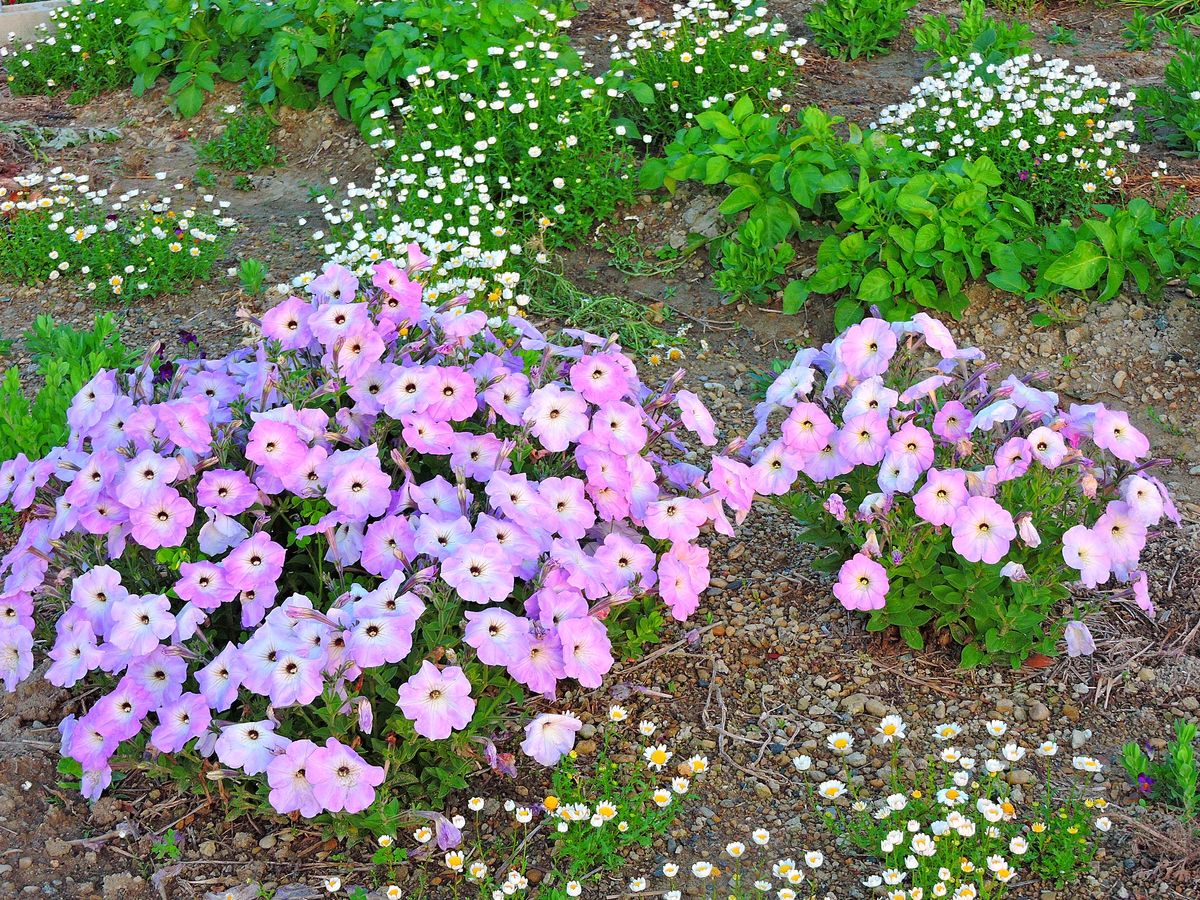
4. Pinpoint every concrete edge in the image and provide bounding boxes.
[1,0,71,49]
